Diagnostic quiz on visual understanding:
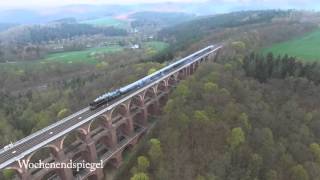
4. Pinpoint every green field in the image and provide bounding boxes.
[263,29,320,62]
[143,41,169,56]
[43,41,169,64]
[42,46,123,64]
[1,41,169,68]
[0,46,123,70]
[145,41,169,51]
[80,17,129,29]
